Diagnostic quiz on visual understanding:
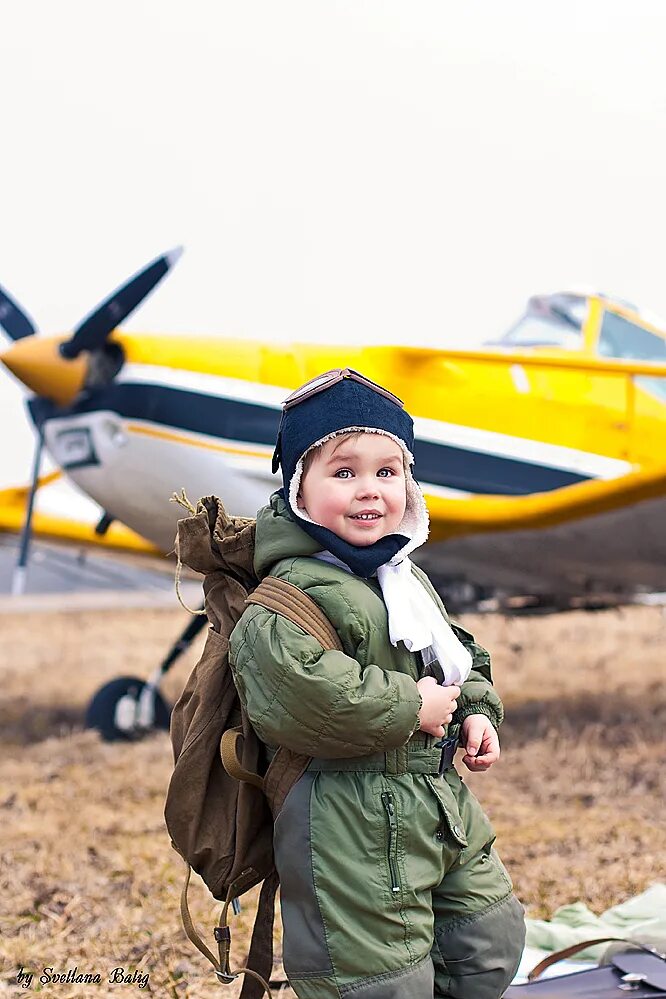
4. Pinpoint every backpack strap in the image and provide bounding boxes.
[180,863,275,997]
[220,578,343,790]
[220,727,265,790]
[239,871,281,999]
[247,576,344,652]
